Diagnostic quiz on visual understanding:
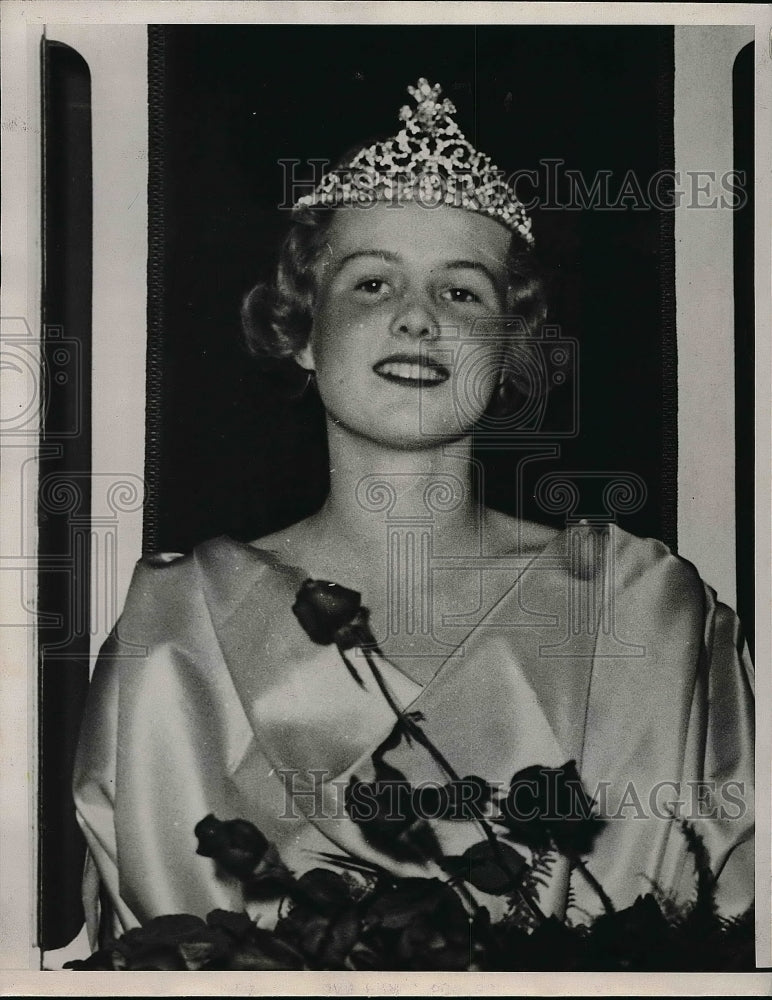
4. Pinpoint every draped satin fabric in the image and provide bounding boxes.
[72,526,754,945]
